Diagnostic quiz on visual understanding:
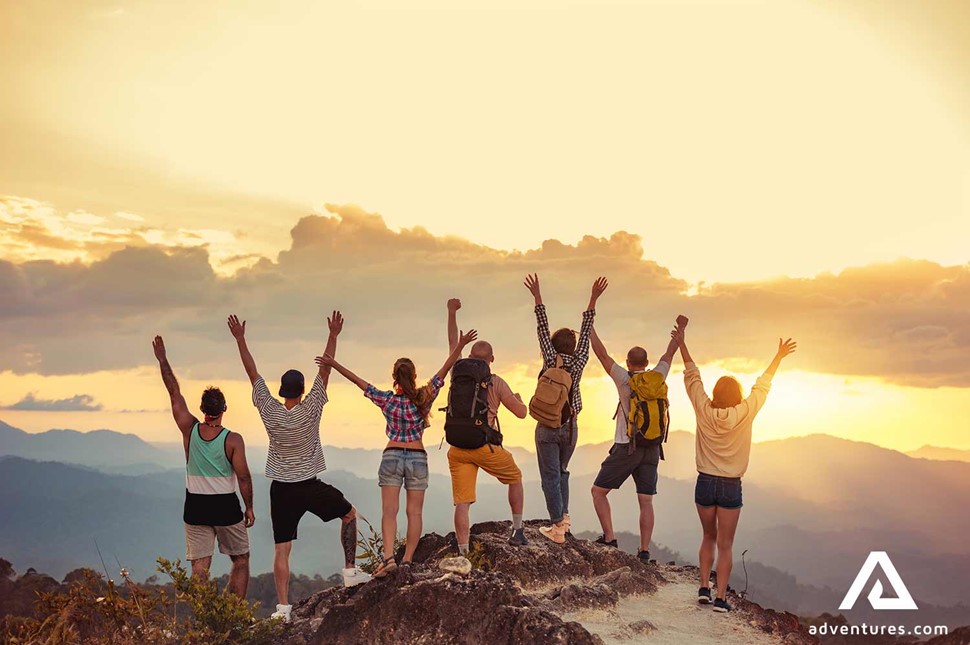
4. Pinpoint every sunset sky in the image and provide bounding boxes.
[1,0,968,454]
